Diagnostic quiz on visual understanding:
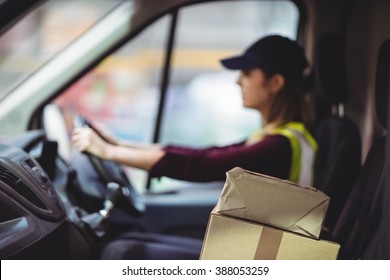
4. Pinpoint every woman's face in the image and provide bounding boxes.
[236,68,275,113]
